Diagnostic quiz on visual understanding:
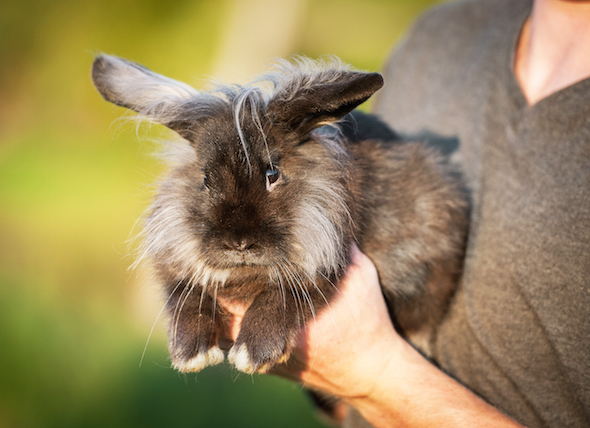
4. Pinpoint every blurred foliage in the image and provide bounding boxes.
[0,0,443,427]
